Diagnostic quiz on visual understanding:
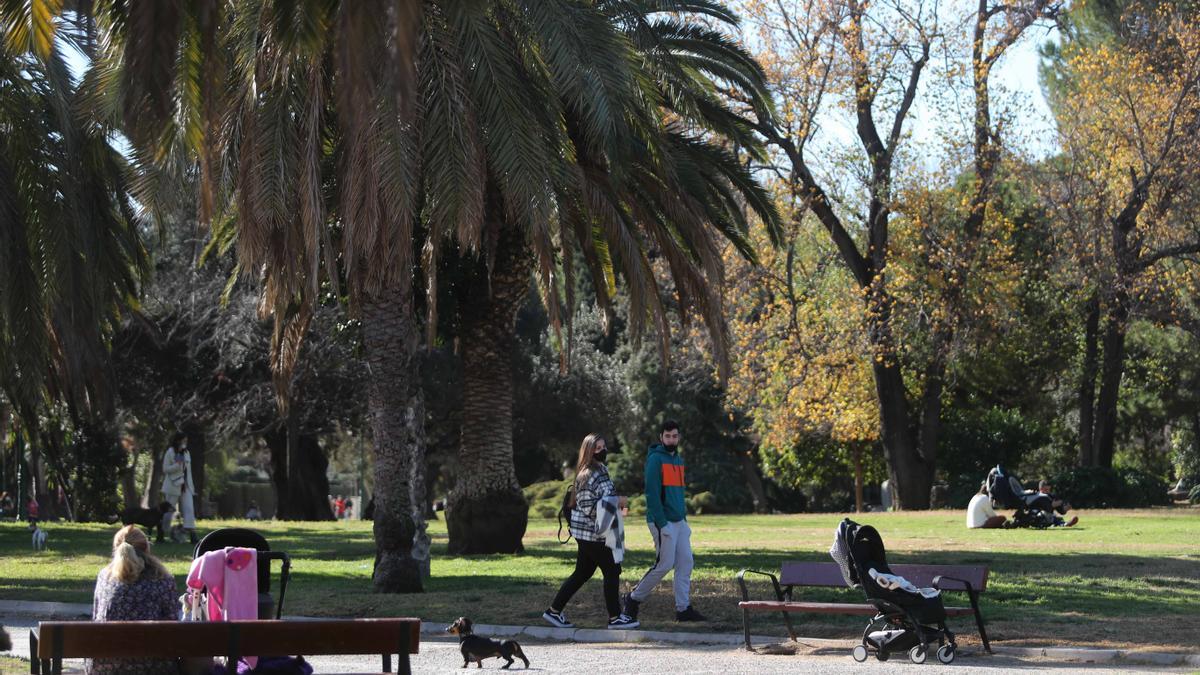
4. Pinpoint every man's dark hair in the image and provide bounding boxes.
[660,419,680,434]
[170,432,187,447]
